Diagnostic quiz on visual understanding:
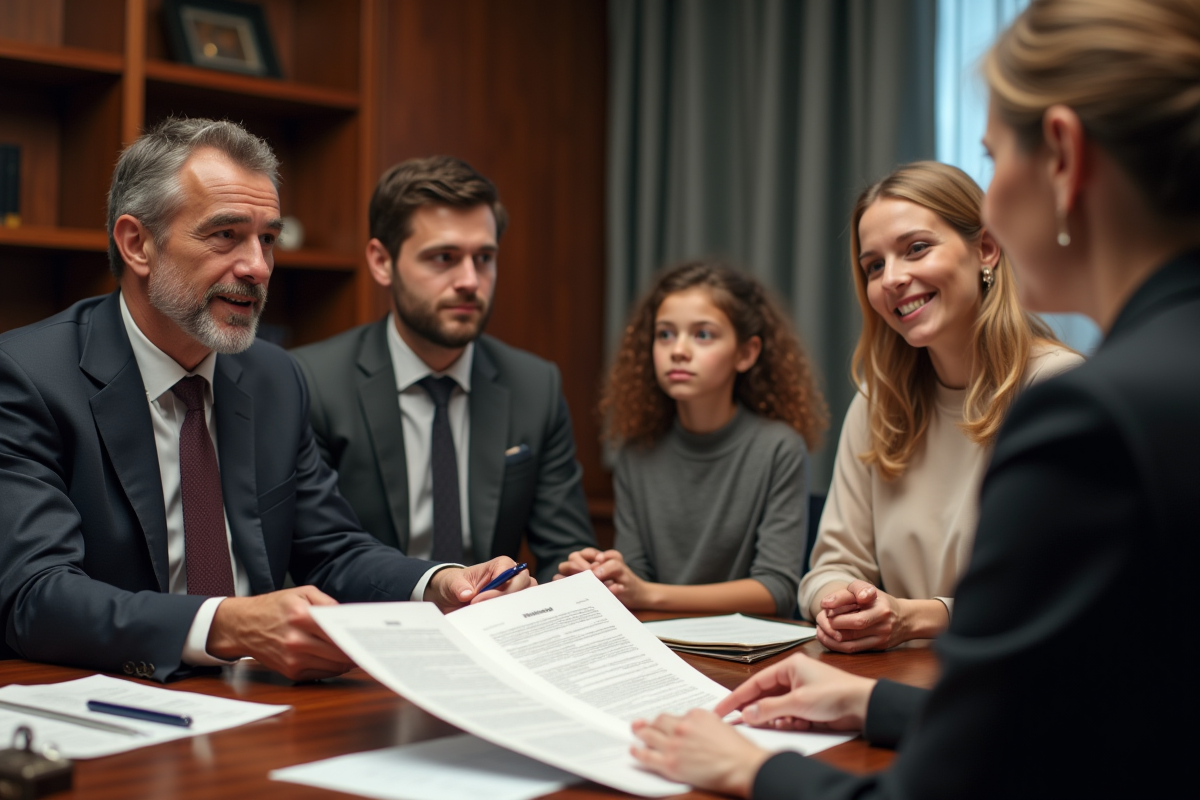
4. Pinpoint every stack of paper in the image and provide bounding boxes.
[309,572,851,798]
[641,613,818,662]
